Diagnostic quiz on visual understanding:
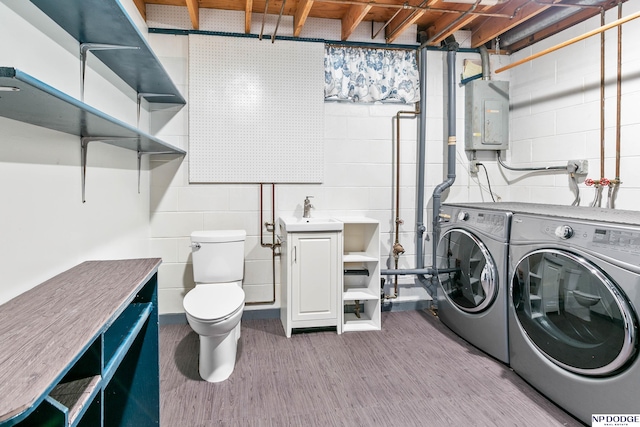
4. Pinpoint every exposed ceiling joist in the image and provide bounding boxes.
[294,0,314,37]
[341,4,372,40]
[245,0,253,33]
[140,0,627,53]
[470,0,559,47]
[186,0,199,29]
[133,0,146,20]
